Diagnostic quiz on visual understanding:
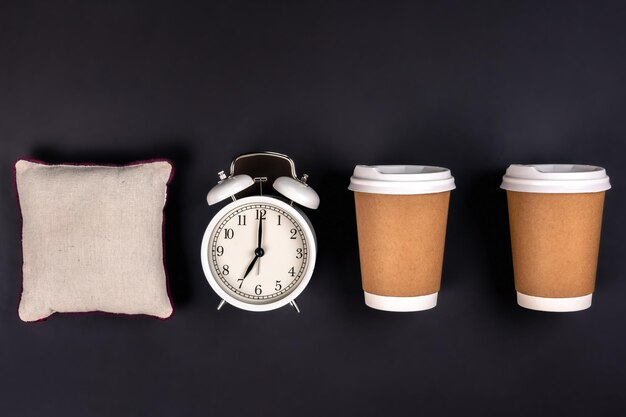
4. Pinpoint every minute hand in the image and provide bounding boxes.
[257,214,263,248]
